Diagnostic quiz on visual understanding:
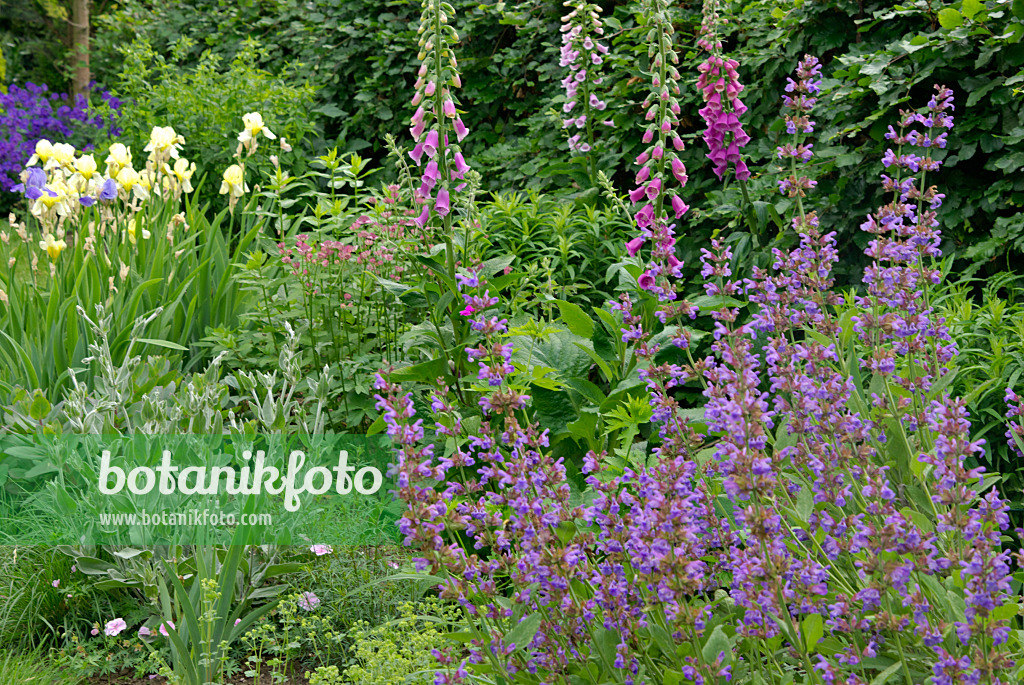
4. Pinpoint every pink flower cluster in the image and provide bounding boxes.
[696,0,751,181]
[558,1,612,153]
